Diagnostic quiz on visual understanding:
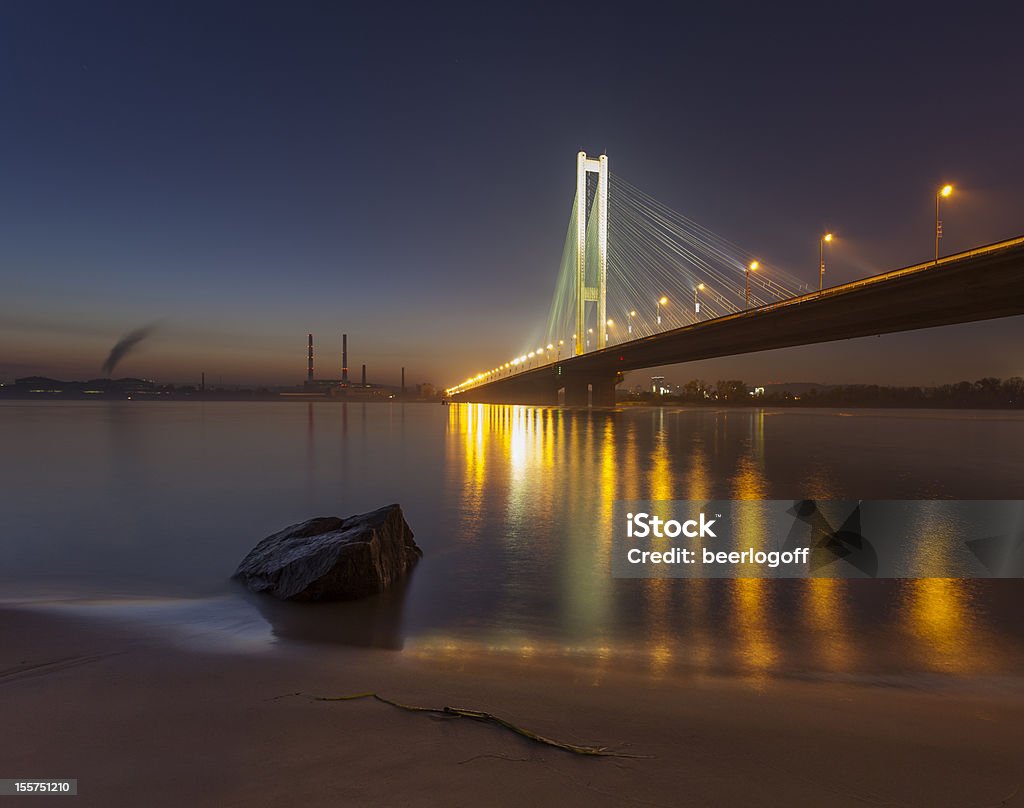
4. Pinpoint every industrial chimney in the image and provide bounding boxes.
[361,364,366,387]
[307,334,314,382]
[342,334,349,384]
[401,367,405,396]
